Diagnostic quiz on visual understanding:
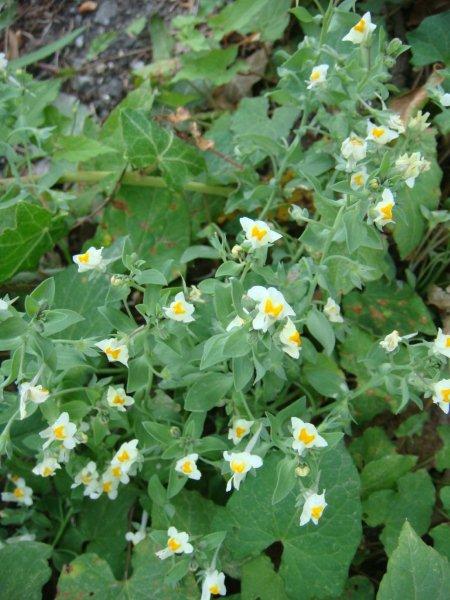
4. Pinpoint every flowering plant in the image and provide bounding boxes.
[0,1,449,598]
